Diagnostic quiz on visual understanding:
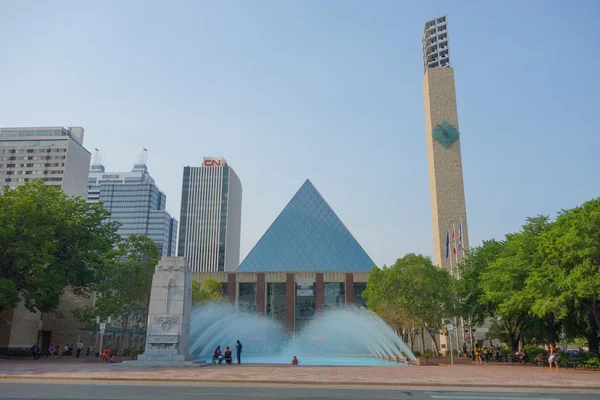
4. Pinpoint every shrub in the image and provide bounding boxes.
[525,346,548,362]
